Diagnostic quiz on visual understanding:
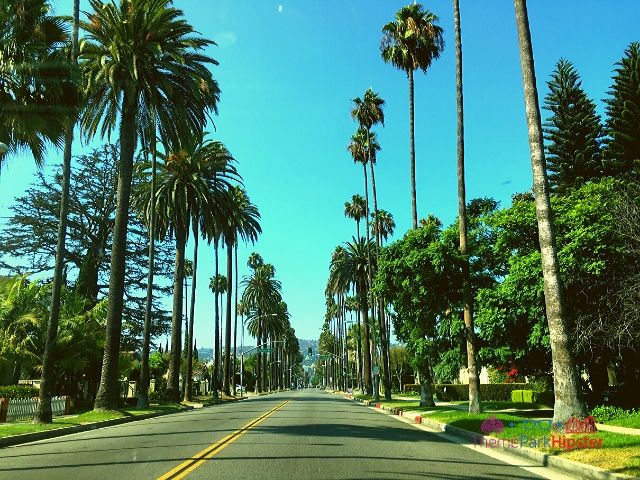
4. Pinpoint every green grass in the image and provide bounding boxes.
[605,415,640,430]
[0,403,184,439]
[424,410,640,477]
